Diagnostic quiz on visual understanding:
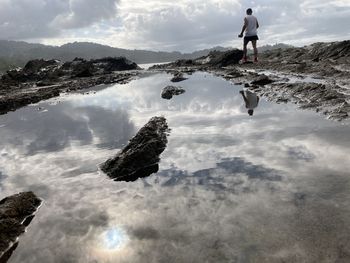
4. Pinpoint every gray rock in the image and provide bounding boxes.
[171,72,187,82]
[2,56,140,84]
[251,74,274,86]
[161,86,186,99]
[205,49,244,67]
[0,192,42,261]
[100,116,170,182]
